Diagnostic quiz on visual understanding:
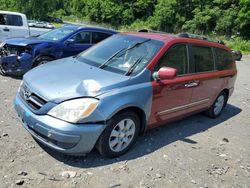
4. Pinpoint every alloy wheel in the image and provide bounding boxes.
[214,95,225,115]
[108,118,136,152]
